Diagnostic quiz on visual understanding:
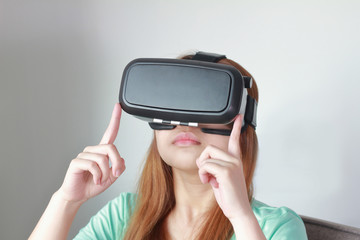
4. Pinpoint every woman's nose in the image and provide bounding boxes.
[176,125,199,132]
